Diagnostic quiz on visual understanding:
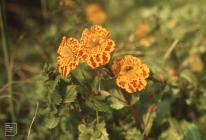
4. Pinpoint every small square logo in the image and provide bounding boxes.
[5,123,17,136]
